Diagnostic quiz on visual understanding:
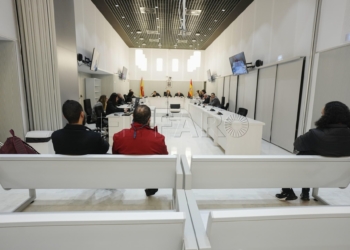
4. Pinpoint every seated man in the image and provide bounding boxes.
[52,100,109,155]
[151,91,161,97]
[174,91,184,97]
[112,105,168,196]
[202,94,210,104]
[208,93,221,107]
